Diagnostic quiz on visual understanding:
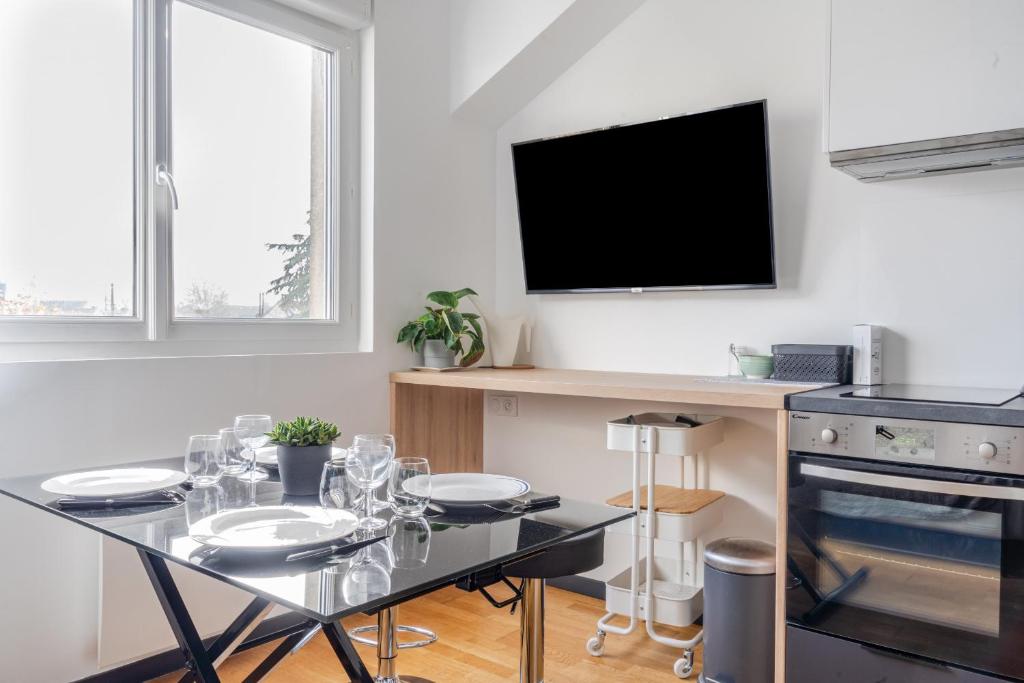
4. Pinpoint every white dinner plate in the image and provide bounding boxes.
[188,505,359,550]
[40,468,189,498]
[409,473,530,506]
[254,446,346,467]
